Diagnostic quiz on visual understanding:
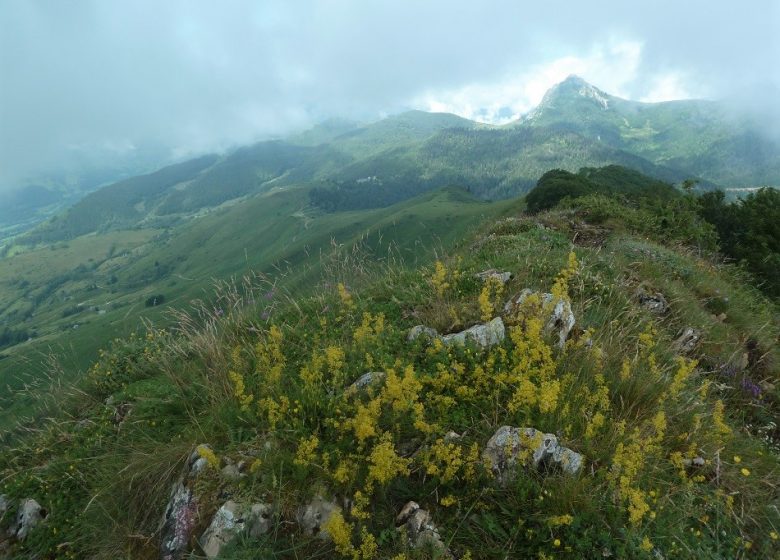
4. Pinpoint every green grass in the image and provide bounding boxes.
[0,186,517,428]
[0,195,777,559]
